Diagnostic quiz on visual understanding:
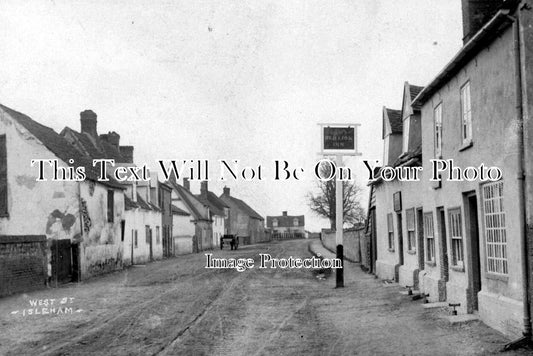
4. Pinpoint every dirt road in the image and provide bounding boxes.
[0,239,527,355]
